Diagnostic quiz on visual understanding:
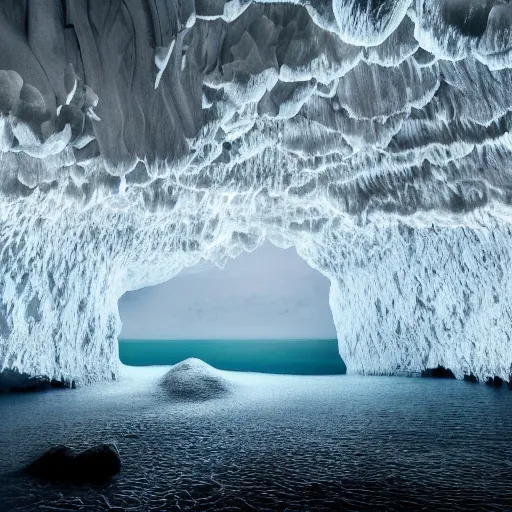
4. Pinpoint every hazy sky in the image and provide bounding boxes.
[119,243,336,340]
